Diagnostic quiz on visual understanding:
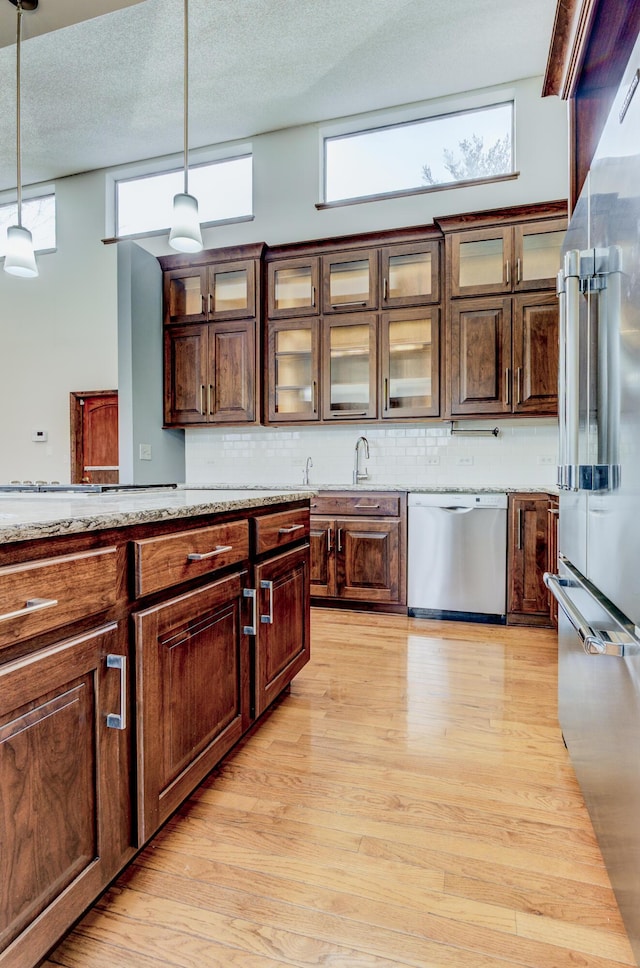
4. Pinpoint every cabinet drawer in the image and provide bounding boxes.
[254,507,310,555]
[309,493,401,517]
[0,547,118,650]
[133,520,249,597]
